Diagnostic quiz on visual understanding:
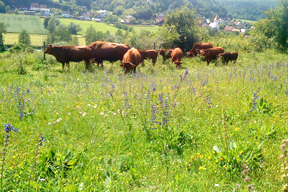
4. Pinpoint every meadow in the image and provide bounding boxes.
[0,14,47,34]
[0,44,288,191]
